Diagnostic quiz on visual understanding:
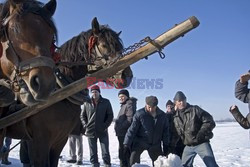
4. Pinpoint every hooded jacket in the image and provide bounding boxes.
[114,98,136,136]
